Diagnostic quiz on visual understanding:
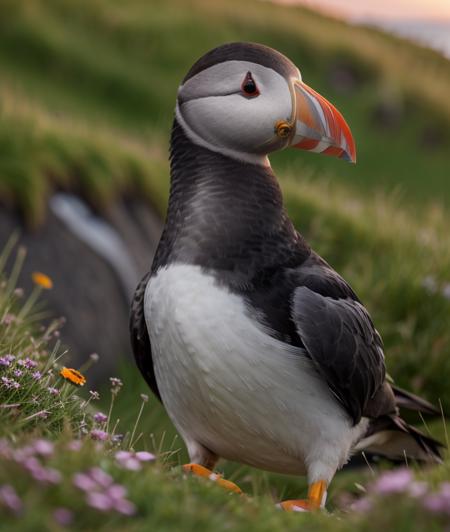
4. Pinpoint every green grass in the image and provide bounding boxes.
[0,241,450,531]
[0,242,449,530]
